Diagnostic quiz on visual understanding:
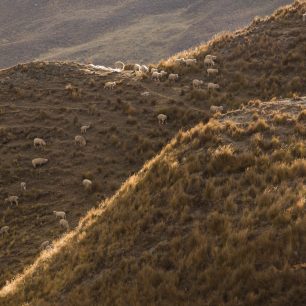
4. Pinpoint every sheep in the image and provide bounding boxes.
[207,68,219,76]
[114,61,125,70]
[133,64,141,71]
[82,179,93,191]
[40,240,51,251]
[160,71,168,78]
[205,54,217,60]
[168,74,179,82]
[157,114,167,125]
[303,13,306,22]
[185,58,197,66]
[32,158,48,168]
[135,70,145,79]
[192,79,204,89]
[33,138,46,149]
[210,105,224,114]
[152,71,162,81]
[175,58,186,65]
[53,211,66,219]
[20,182,26,191]
[75,135,86,147]
[0,226,9,235]
[104,81,116,90]
[208,83,220,91]
[150,68,158,73]
[140,65,149,73]
[59,219,70,231]
[81,124,91,134]
[204,57,215,67]
[4,195,19,206]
